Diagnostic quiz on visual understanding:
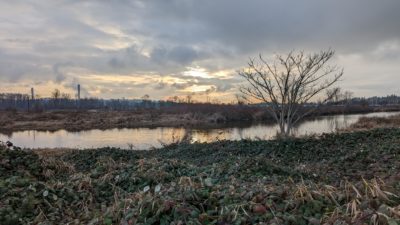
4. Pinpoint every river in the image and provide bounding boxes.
[0,111,398,149]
